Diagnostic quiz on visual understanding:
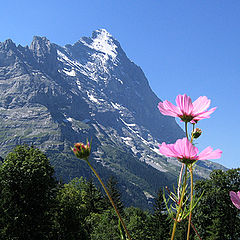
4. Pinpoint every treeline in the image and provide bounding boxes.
[0,145,239,240]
